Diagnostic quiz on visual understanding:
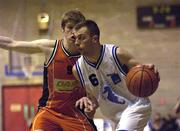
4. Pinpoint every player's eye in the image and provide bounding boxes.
[67,25,73,30]
[79,35,87,40]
